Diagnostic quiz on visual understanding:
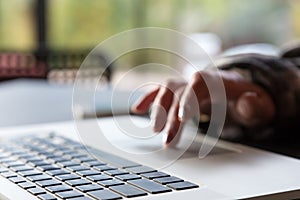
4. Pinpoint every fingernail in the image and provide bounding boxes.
[178,106,185,121]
